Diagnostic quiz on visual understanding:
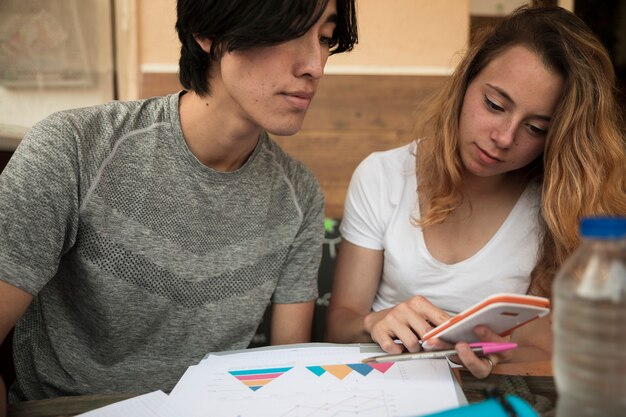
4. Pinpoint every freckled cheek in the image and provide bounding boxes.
[460,111,487,139]
[461,99,486,128]
[517,143,544,165]
[247,82,269,104]
[528,140,545,156]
